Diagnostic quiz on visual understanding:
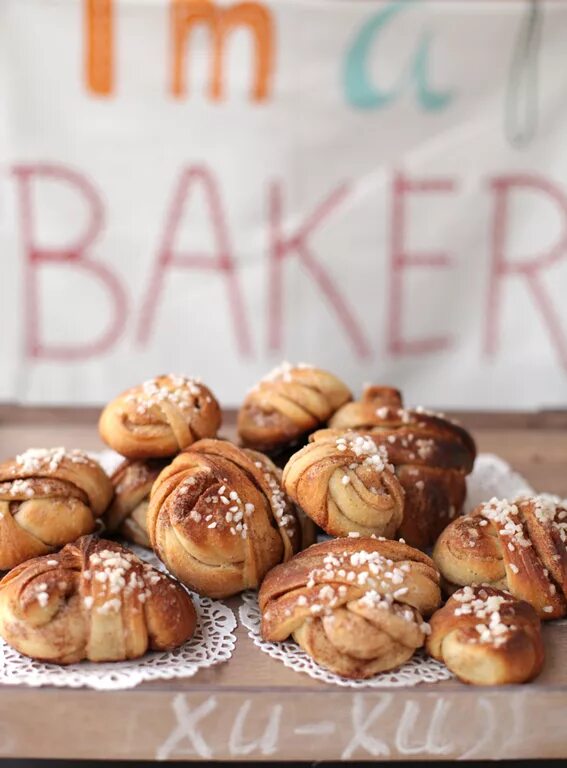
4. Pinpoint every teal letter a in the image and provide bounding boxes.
[344,0,454,111]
